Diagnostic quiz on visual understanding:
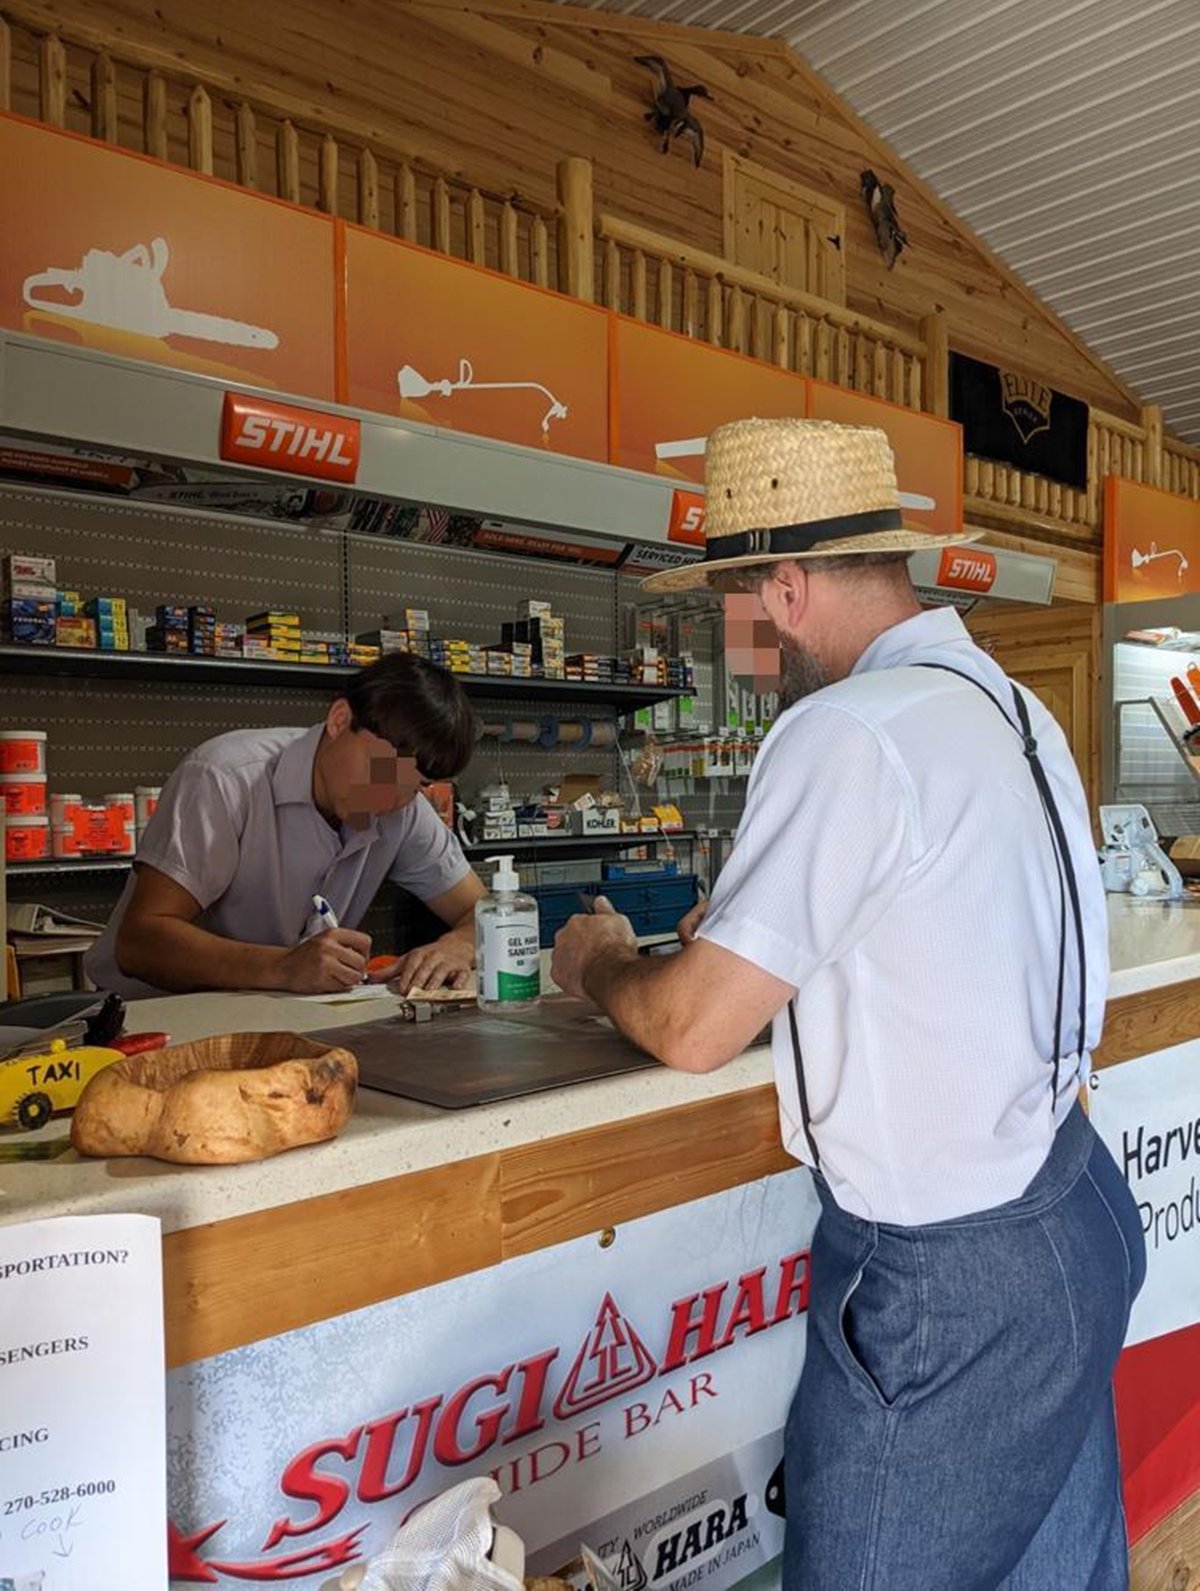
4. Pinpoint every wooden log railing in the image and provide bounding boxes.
[2,7,1200,548]
[596,214,926,410]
